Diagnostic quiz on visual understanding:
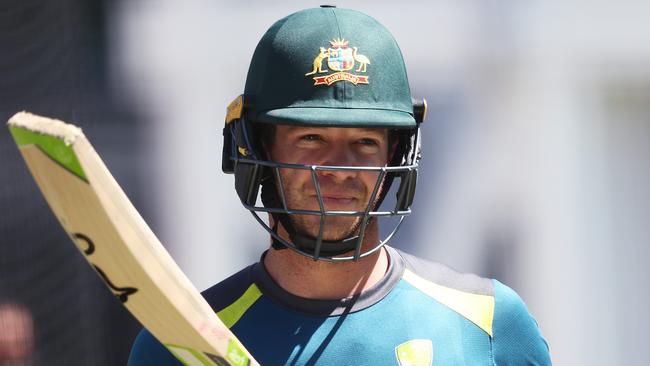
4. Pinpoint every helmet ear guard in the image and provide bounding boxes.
[412,98,427,124]
[235,161,265,207]
[395,169,417,212]
[221,125,235,174]
[388,97,425,212]
[222,95,244,174]
[223,95,269,206]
